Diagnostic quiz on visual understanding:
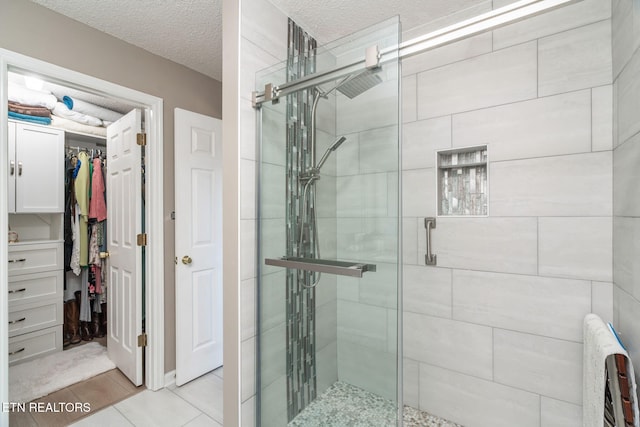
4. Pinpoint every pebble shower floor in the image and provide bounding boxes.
[288,381,463,427]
